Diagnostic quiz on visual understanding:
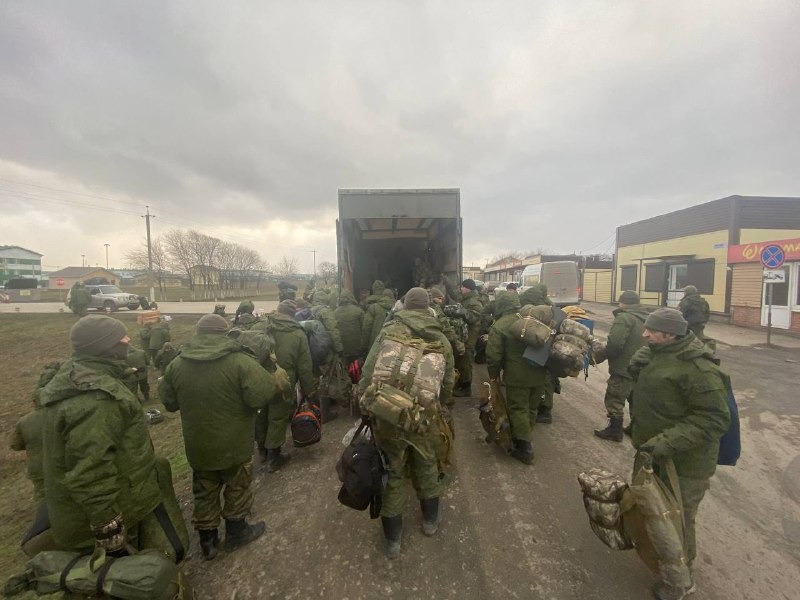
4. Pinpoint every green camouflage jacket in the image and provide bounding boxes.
[264,312,315,395]
[486,292,547,387]
[631,333,730,479]
[361,293,395,356]
[459,290,484,347]
[678,293,710,326]
[159,334,275,471]
[334,291,365,360]
[11,410,45,502]
[606,305,649,377]
[39,357,161,550]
